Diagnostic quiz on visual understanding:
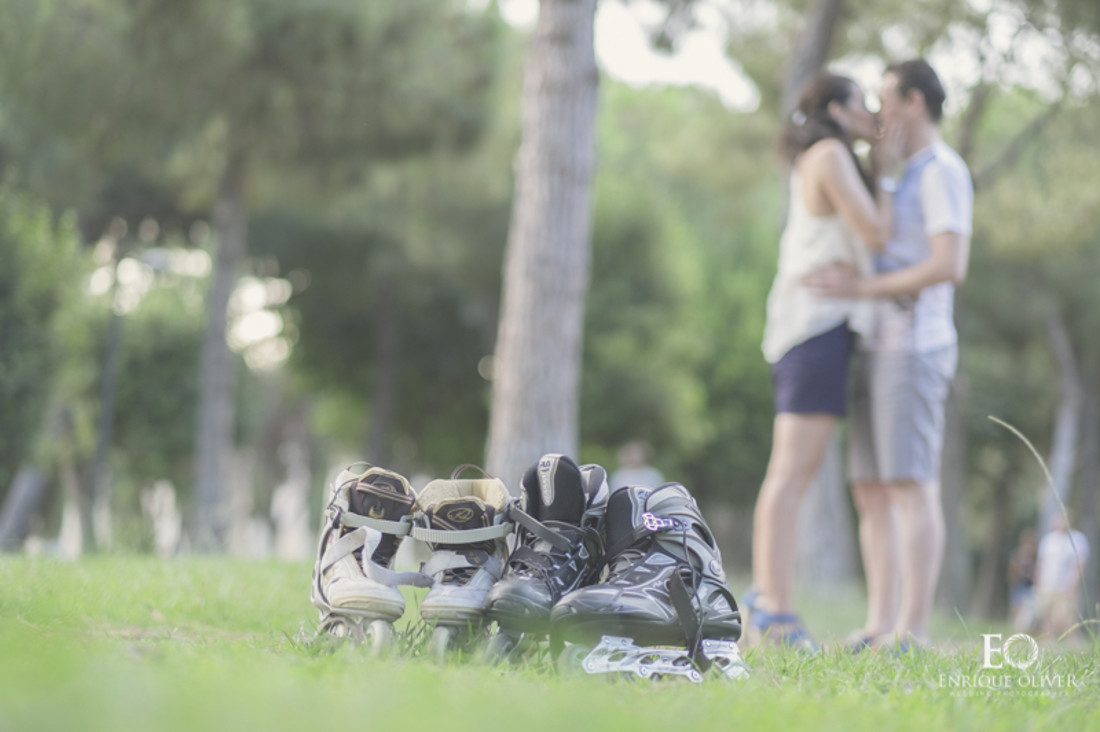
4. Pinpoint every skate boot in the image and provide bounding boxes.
[550,483,749,682]
[482,454,608,664]
[310,464,430,654]
[411,465,515,661]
